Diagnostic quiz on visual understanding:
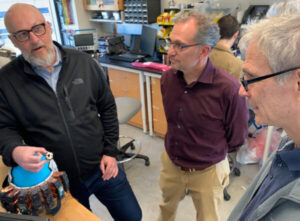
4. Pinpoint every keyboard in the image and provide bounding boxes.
[109,53,145,62]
